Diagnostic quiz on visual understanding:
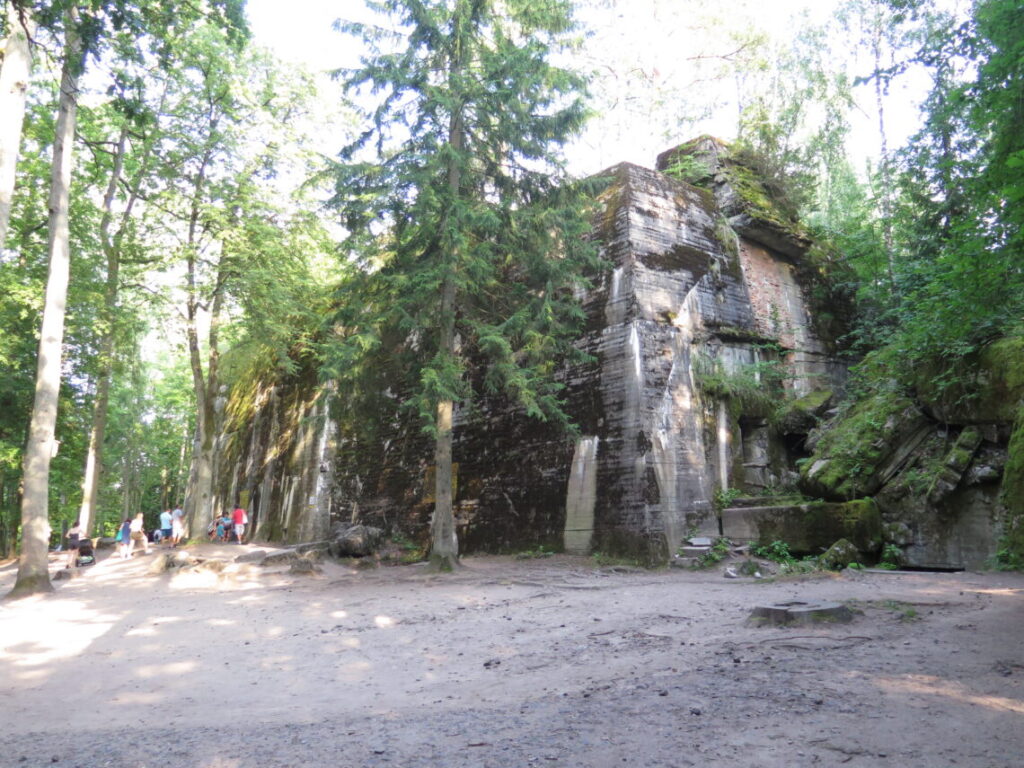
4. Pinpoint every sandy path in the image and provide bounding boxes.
[1,544,1022,767]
